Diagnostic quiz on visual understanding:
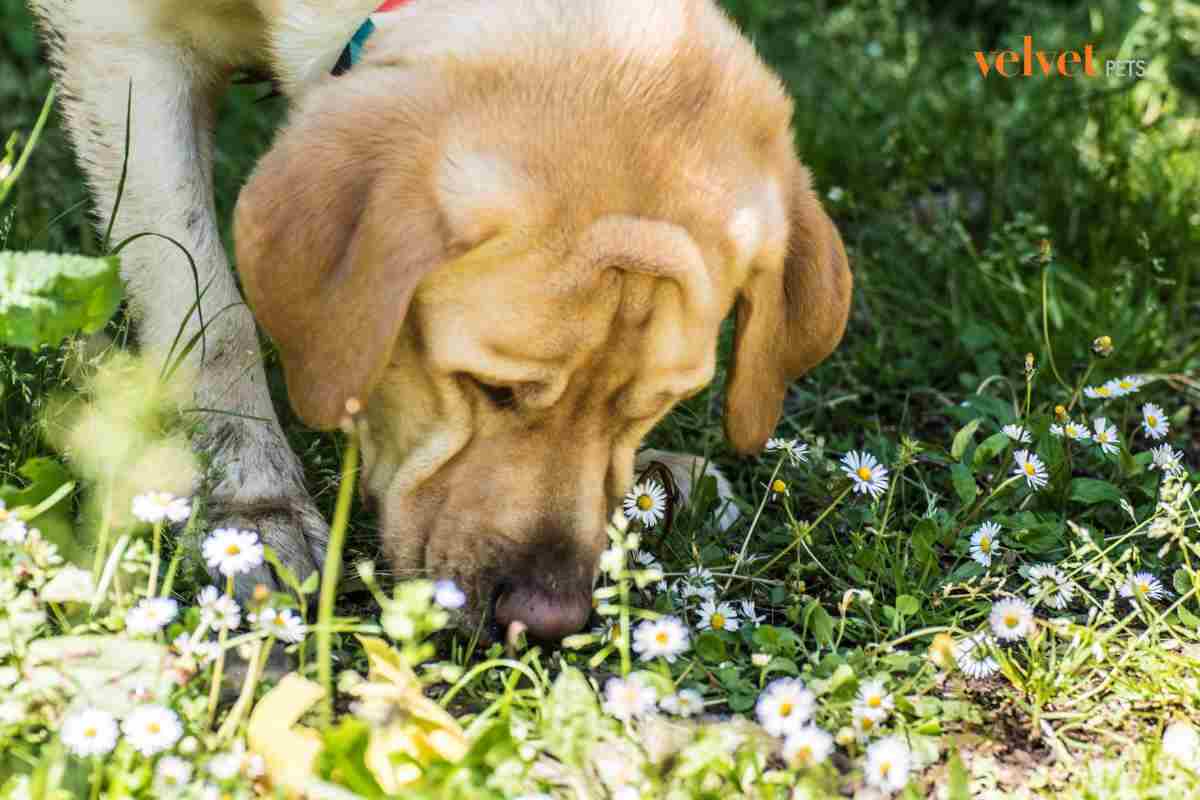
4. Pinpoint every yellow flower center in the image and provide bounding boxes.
[1137,582,1149,595]
[636,494,653,511]
[779,702,794,718]
[1148,416,1158,427]
[83,726,97,738]
[655,631,669,645]
[148,722,161,734]
[1119,381,1132,389]
[861,715,875,730]
[868,696,881,708]
[225,544,241,556]
[980,537,991,553]
[711,613,726,630]
[1023,463,1036,476]
[879,760,892,776]
[856,466,872,481]
[1004,613,1019,628]
[795,745,812,763]
[771,479,787,493]
[1099,387,1110,396]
